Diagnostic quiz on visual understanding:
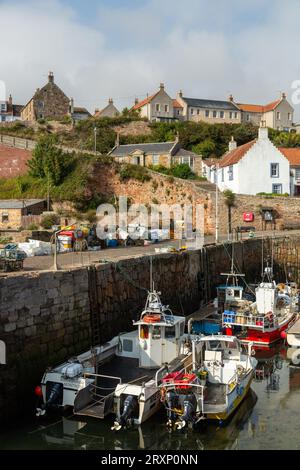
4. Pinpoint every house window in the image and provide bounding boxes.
[229,112,233,119]
[197,109,200,115]
[155,104,160,112]
[181,156,191,167]
[228,165,234,180]
[272,184,282,194]
[205,110,210,118]
[152,154,159,165]
[1,213,9,223]
[213,110,217,118]
[288,113,292,121]
[247,114,250,121]
[220,111,224,119]
[1,116,5,122]
[177,110,180,115]
[1,103,6,111]
[235,112,238,119]
[277,112,281,120]
[270,163,279,178]
[221,168,224,182]
[191,108,194,115]
[295,168,300,179]
[164,104,169,113]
